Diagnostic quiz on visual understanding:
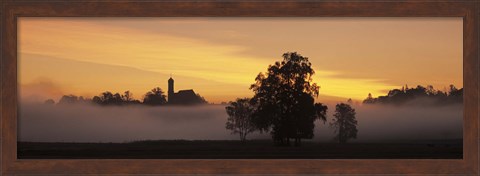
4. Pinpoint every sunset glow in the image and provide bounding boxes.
[19,18,462,104]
